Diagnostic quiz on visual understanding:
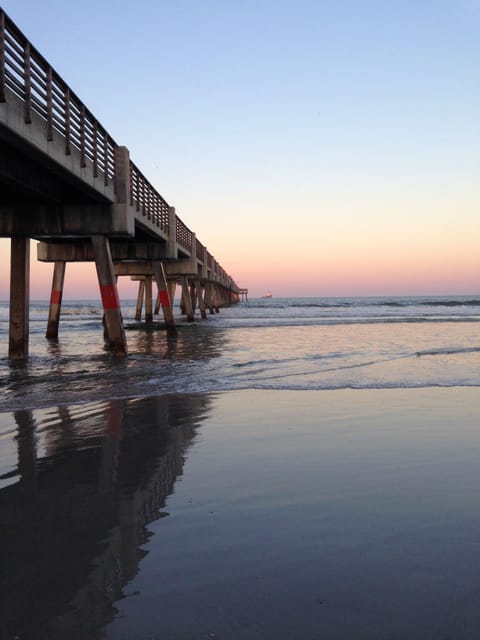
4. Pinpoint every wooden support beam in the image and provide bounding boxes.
[197,281,207,319]
[135,281,145,321]
[210,283,220,313]
[145,275,153,324]
[181,276,195,322]
[168,281,176,305]
[9,237,30,359]
[190,282,197,312]
[204,282,215,315]
[46,261,66,339]
[91,236,127,357]
[153,262,177,337]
